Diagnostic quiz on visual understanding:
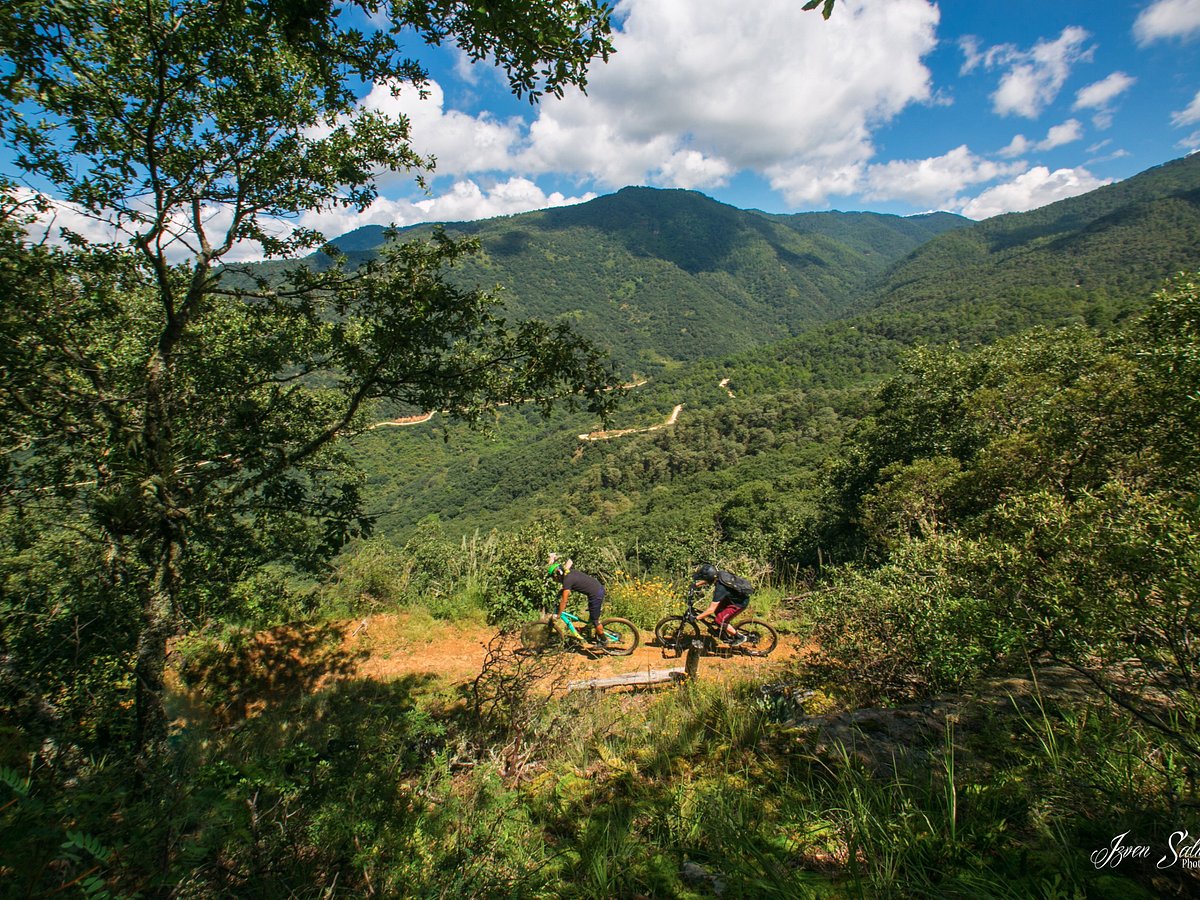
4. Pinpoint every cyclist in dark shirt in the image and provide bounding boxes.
[692,563,749,646]
[547,555,608,644]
